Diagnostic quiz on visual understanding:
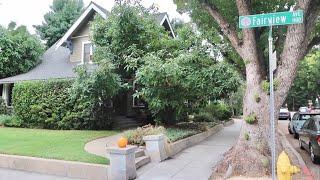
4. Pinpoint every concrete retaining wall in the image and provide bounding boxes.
[166,124,223,157]
[0,154,108,180]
